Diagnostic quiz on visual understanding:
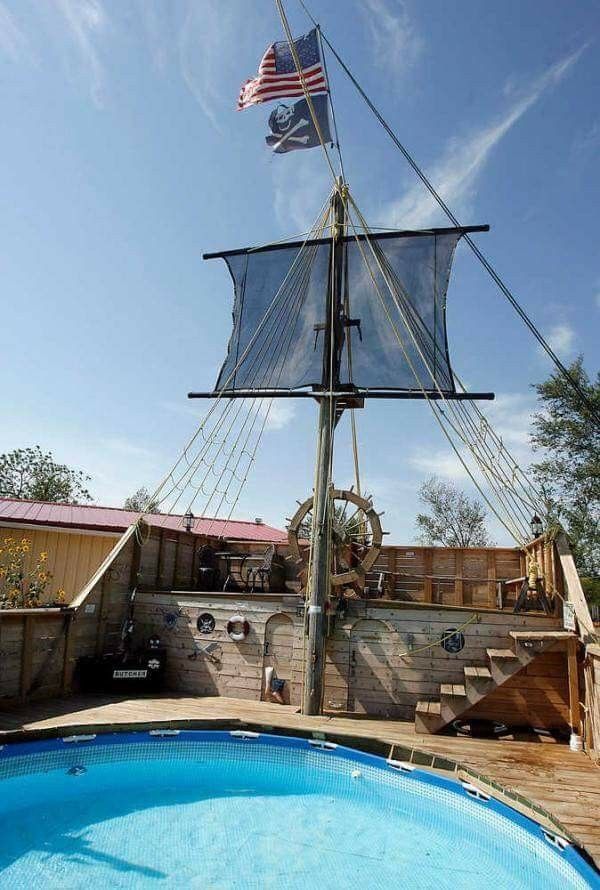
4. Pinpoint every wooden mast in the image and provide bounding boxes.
[302,180,346,716]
